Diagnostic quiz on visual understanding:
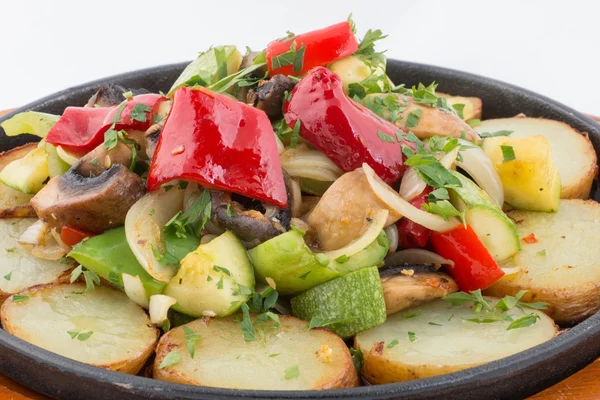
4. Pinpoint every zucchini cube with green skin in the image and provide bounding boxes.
[249,230,389,296]
[0,144,49,194]
[69,227,165,296]
[449,171,520,262]
[164,230,254,317]
[291,267,387,339]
